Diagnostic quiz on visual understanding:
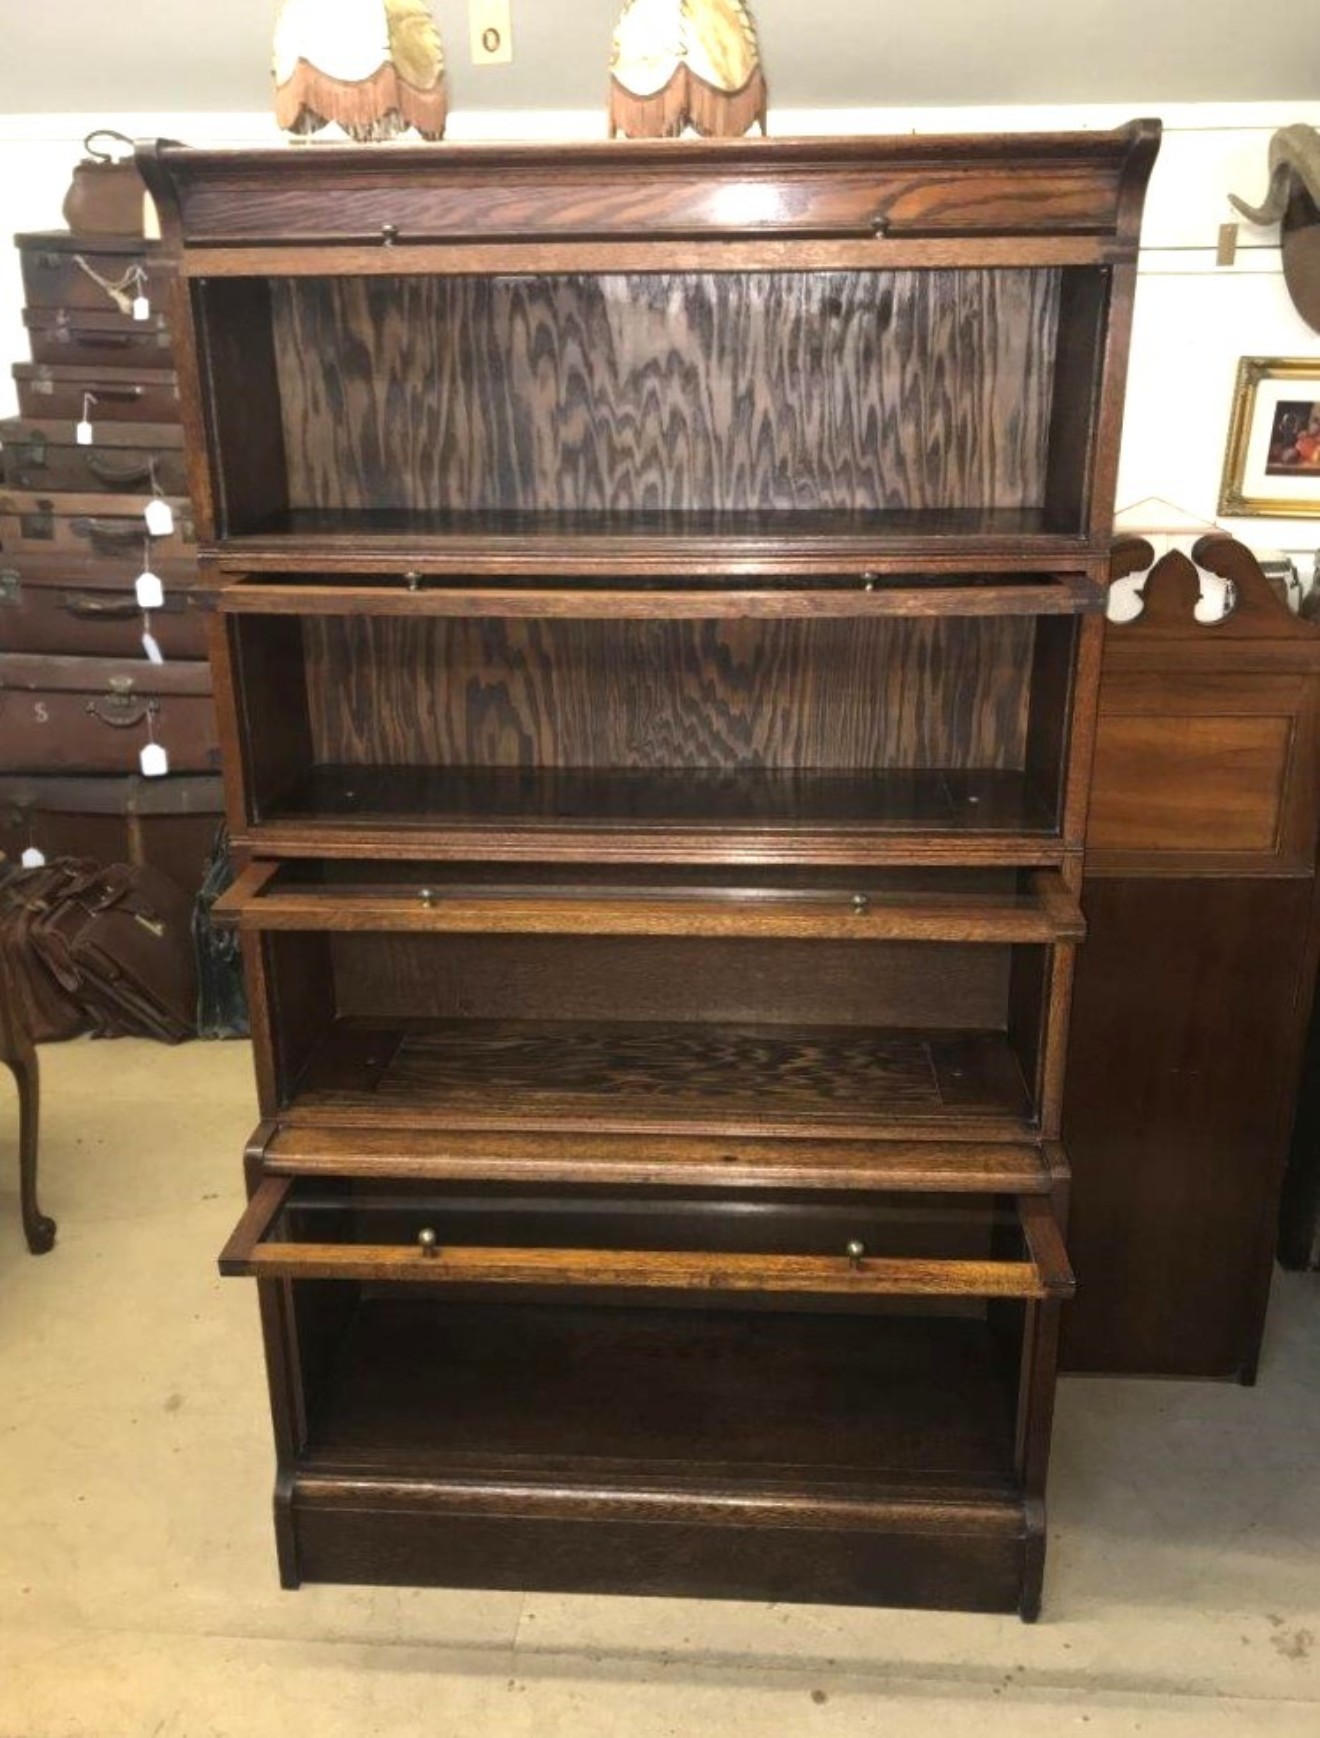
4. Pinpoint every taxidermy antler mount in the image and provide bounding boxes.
[1229,124,1320,335]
